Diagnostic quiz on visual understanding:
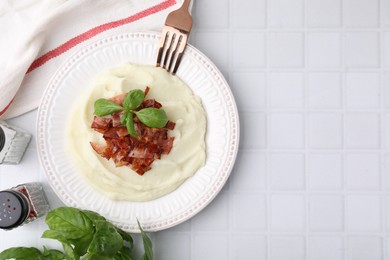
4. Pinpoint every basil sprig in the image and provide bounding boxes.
[0,207,153,260]
[94,89,169,137]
